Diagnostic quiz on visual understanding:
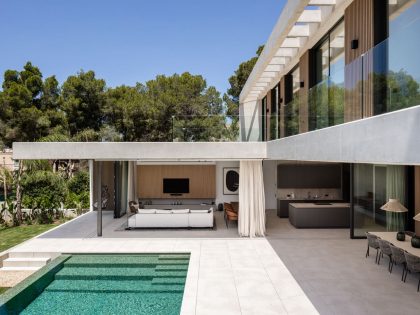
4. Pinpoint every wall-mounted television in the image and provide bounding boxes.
[163,178,189,194]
